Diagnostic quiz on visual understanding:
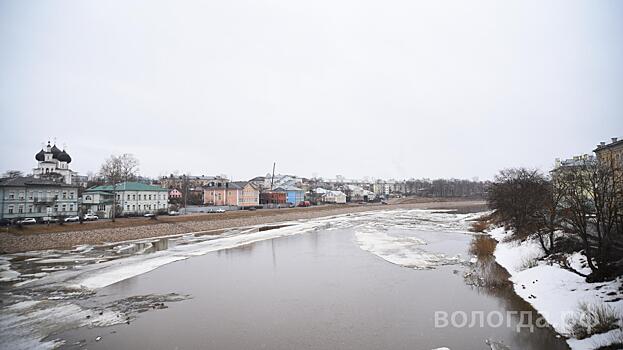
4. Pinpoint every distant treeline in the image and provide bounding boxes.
[395,179,489,198]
